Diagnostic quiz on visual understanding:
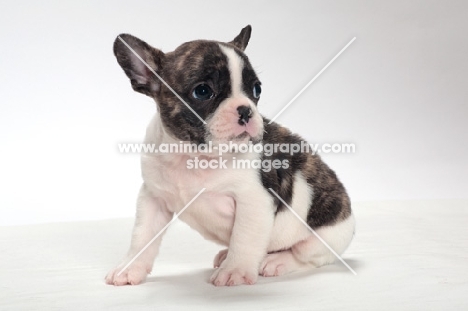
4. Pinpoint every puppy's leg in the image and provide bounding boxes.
[261,214,355,277]
[105,184,172,285]
[291,214,355,268]
[210,187,275,286]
